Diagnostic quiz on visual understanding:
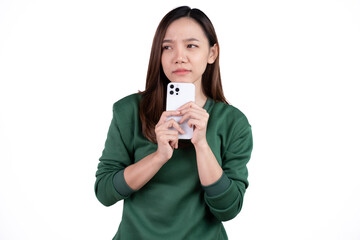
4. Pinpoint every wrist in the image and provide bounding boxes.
[153,150,169,165]
[193,139,209,150]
